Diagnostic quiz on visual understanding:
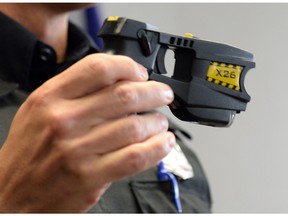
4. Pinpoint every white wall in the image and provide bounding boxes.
[72,3,288,213]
